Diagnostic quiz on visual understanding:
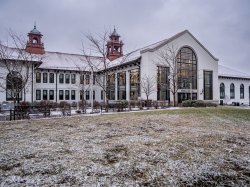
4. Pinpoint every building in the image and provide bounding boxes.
[0,25,249,106]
